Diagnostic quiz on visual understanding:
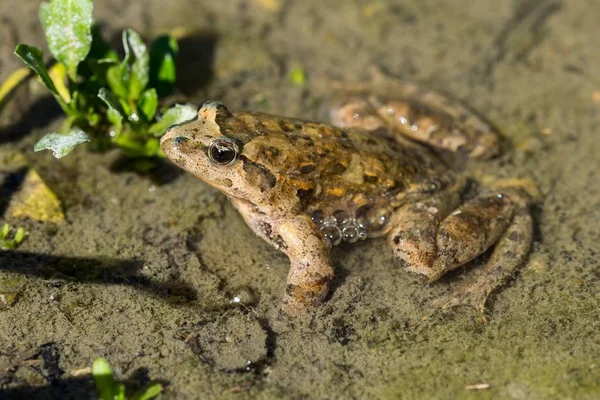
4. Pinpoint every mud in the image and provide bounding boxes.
[1,0,599,399]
